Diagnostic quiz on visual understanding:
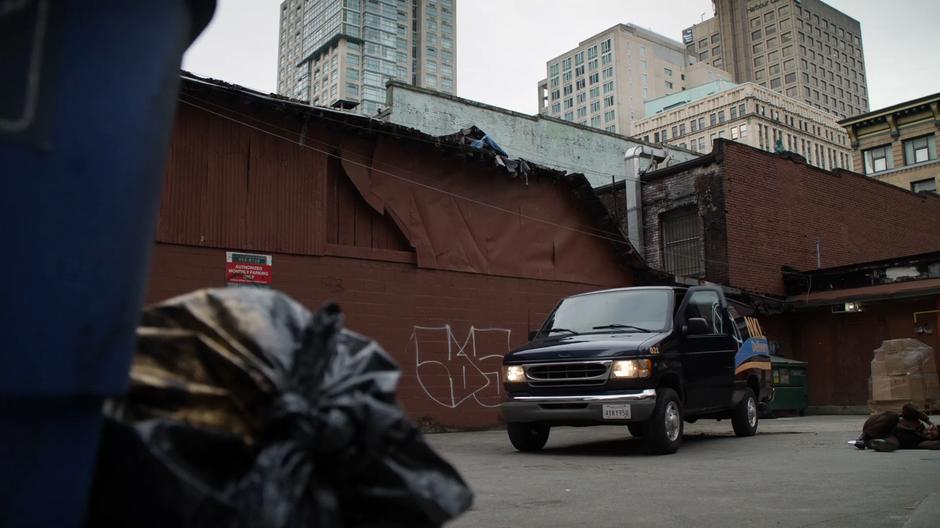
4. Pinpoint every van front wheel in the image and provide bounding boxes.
[646,388,682,455]
[507,422,550,452]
